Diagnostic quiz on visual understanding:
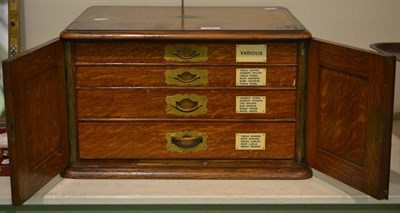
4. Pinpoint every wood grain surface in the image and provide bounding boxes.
[77,89,296,119]
[76,65,297,88]
[78,122,295,159]
[75,41,298,64]
[3,39,69,205]
[60,6,311,41]
[306,39,396,199]
[62,159,312,180]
